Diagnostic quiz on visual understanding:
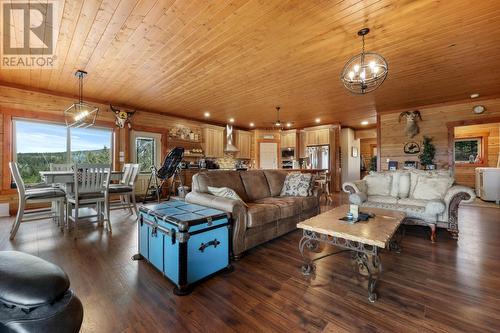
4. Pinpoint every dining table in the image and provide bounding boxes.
[39,170,123,194]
